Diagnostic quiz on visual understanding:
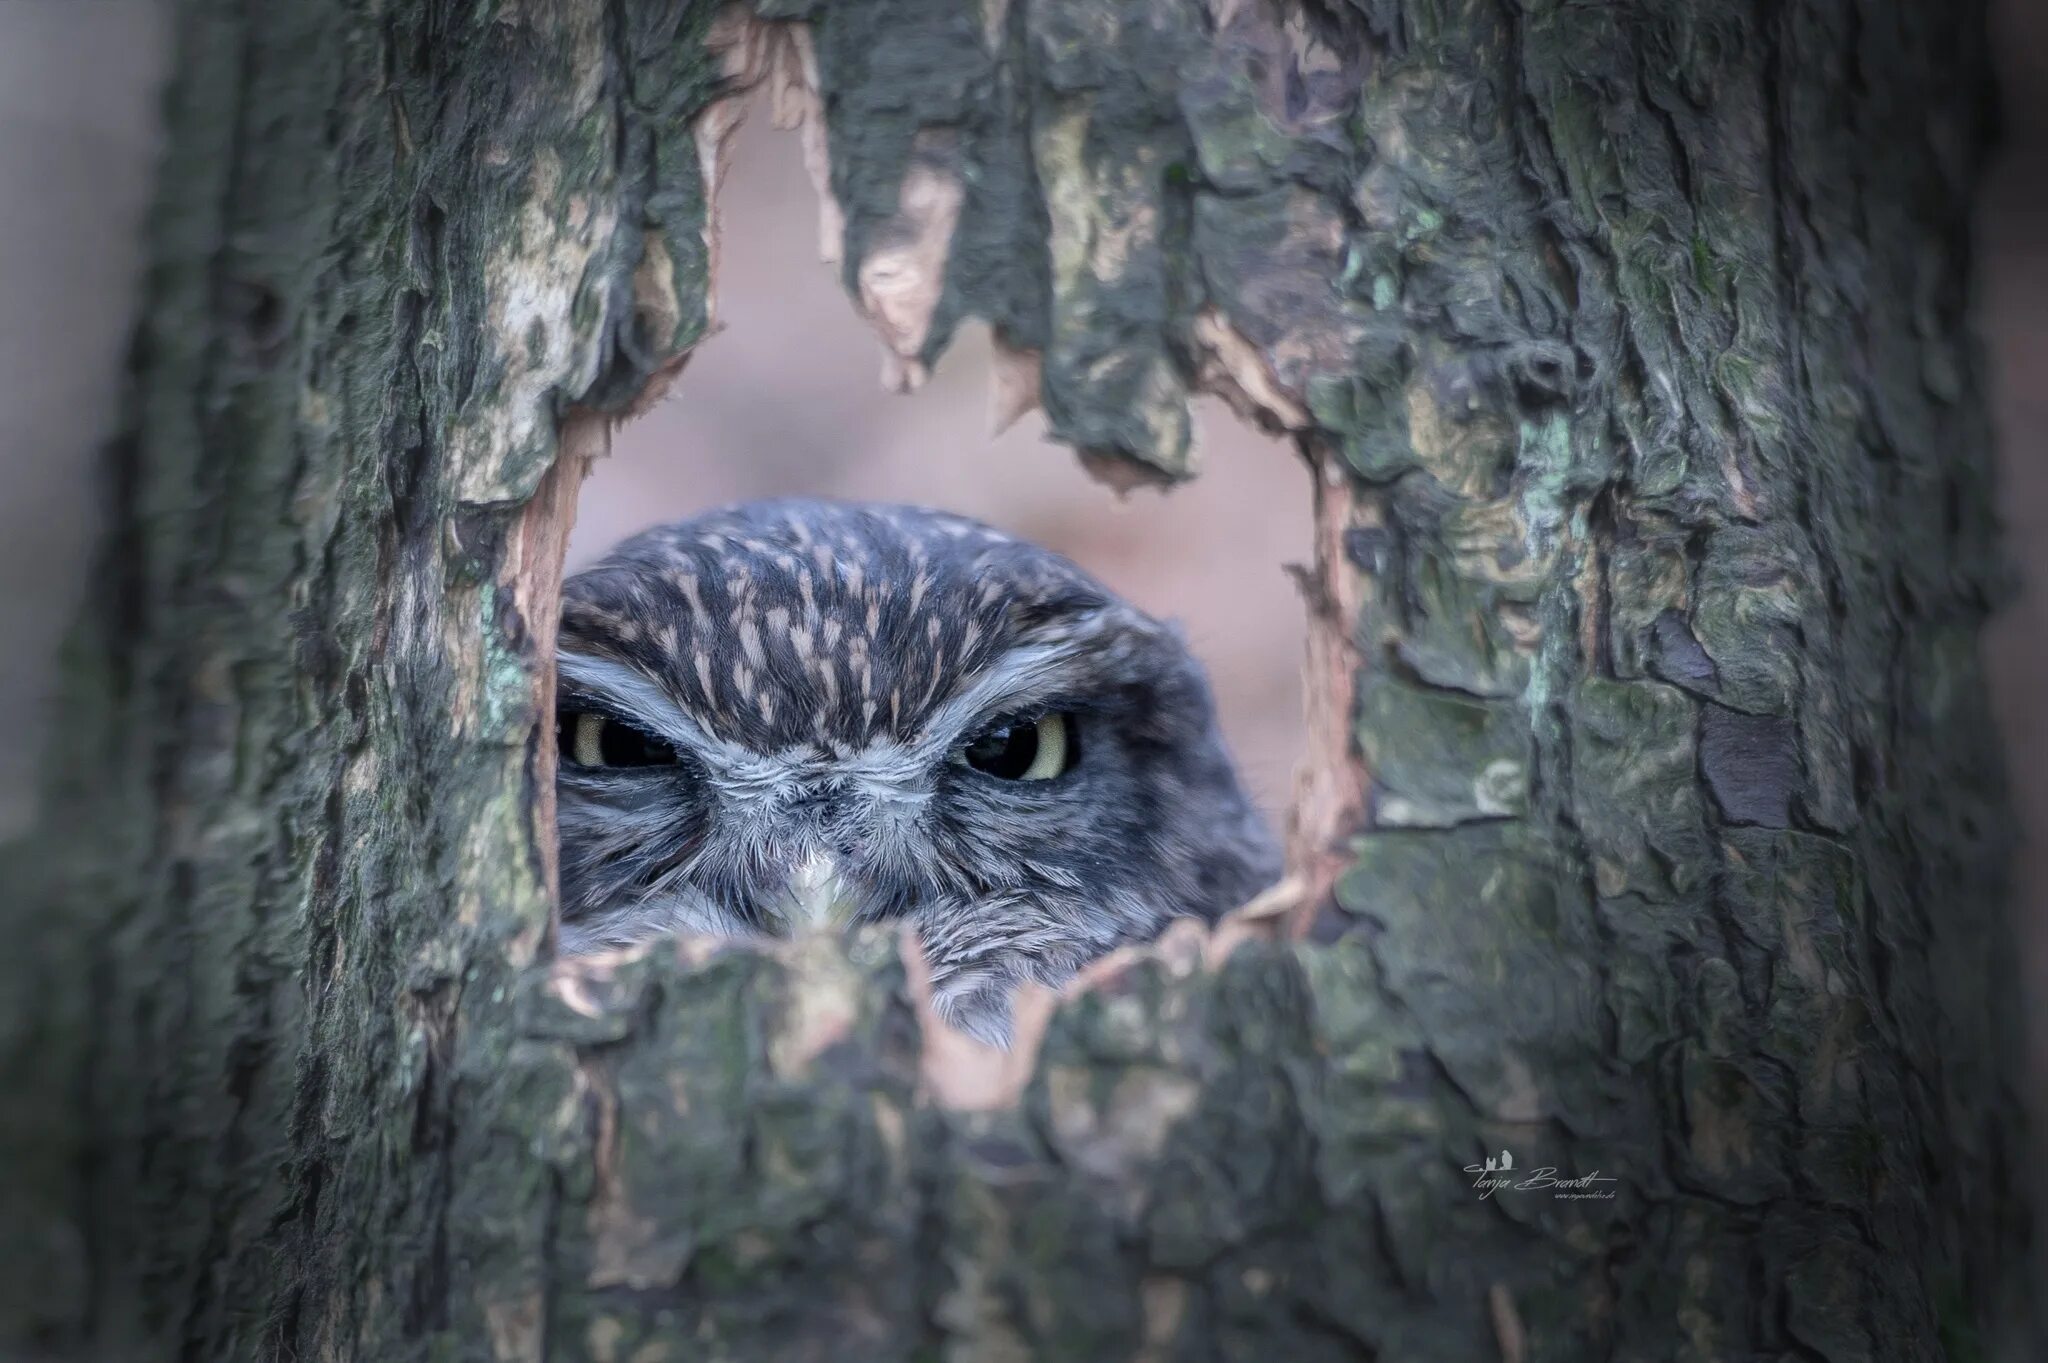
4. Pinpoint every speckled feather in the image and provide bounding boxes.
[556,499,1280,1042]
